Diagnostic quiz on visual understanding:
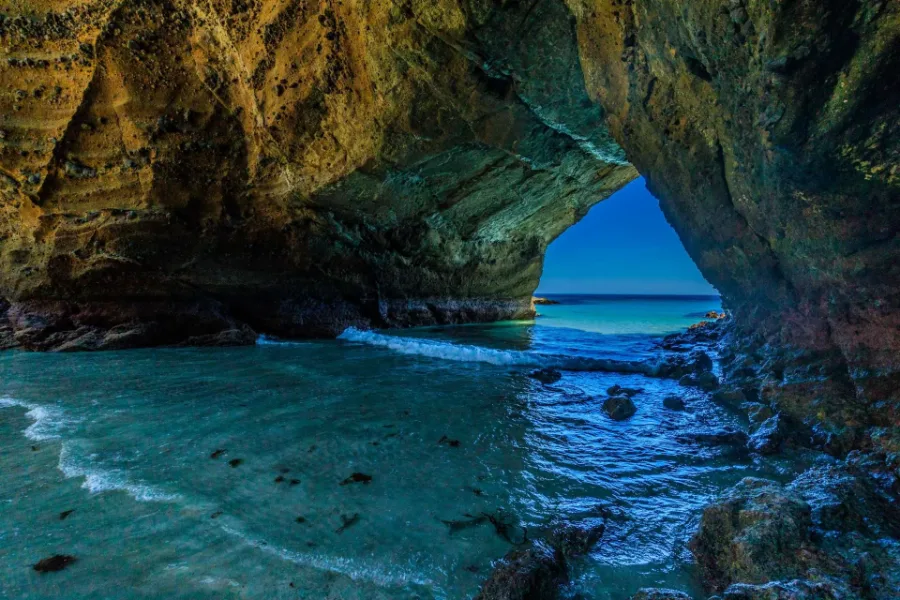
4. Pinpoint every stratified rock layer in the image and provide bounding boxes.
[0,0,633,347]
